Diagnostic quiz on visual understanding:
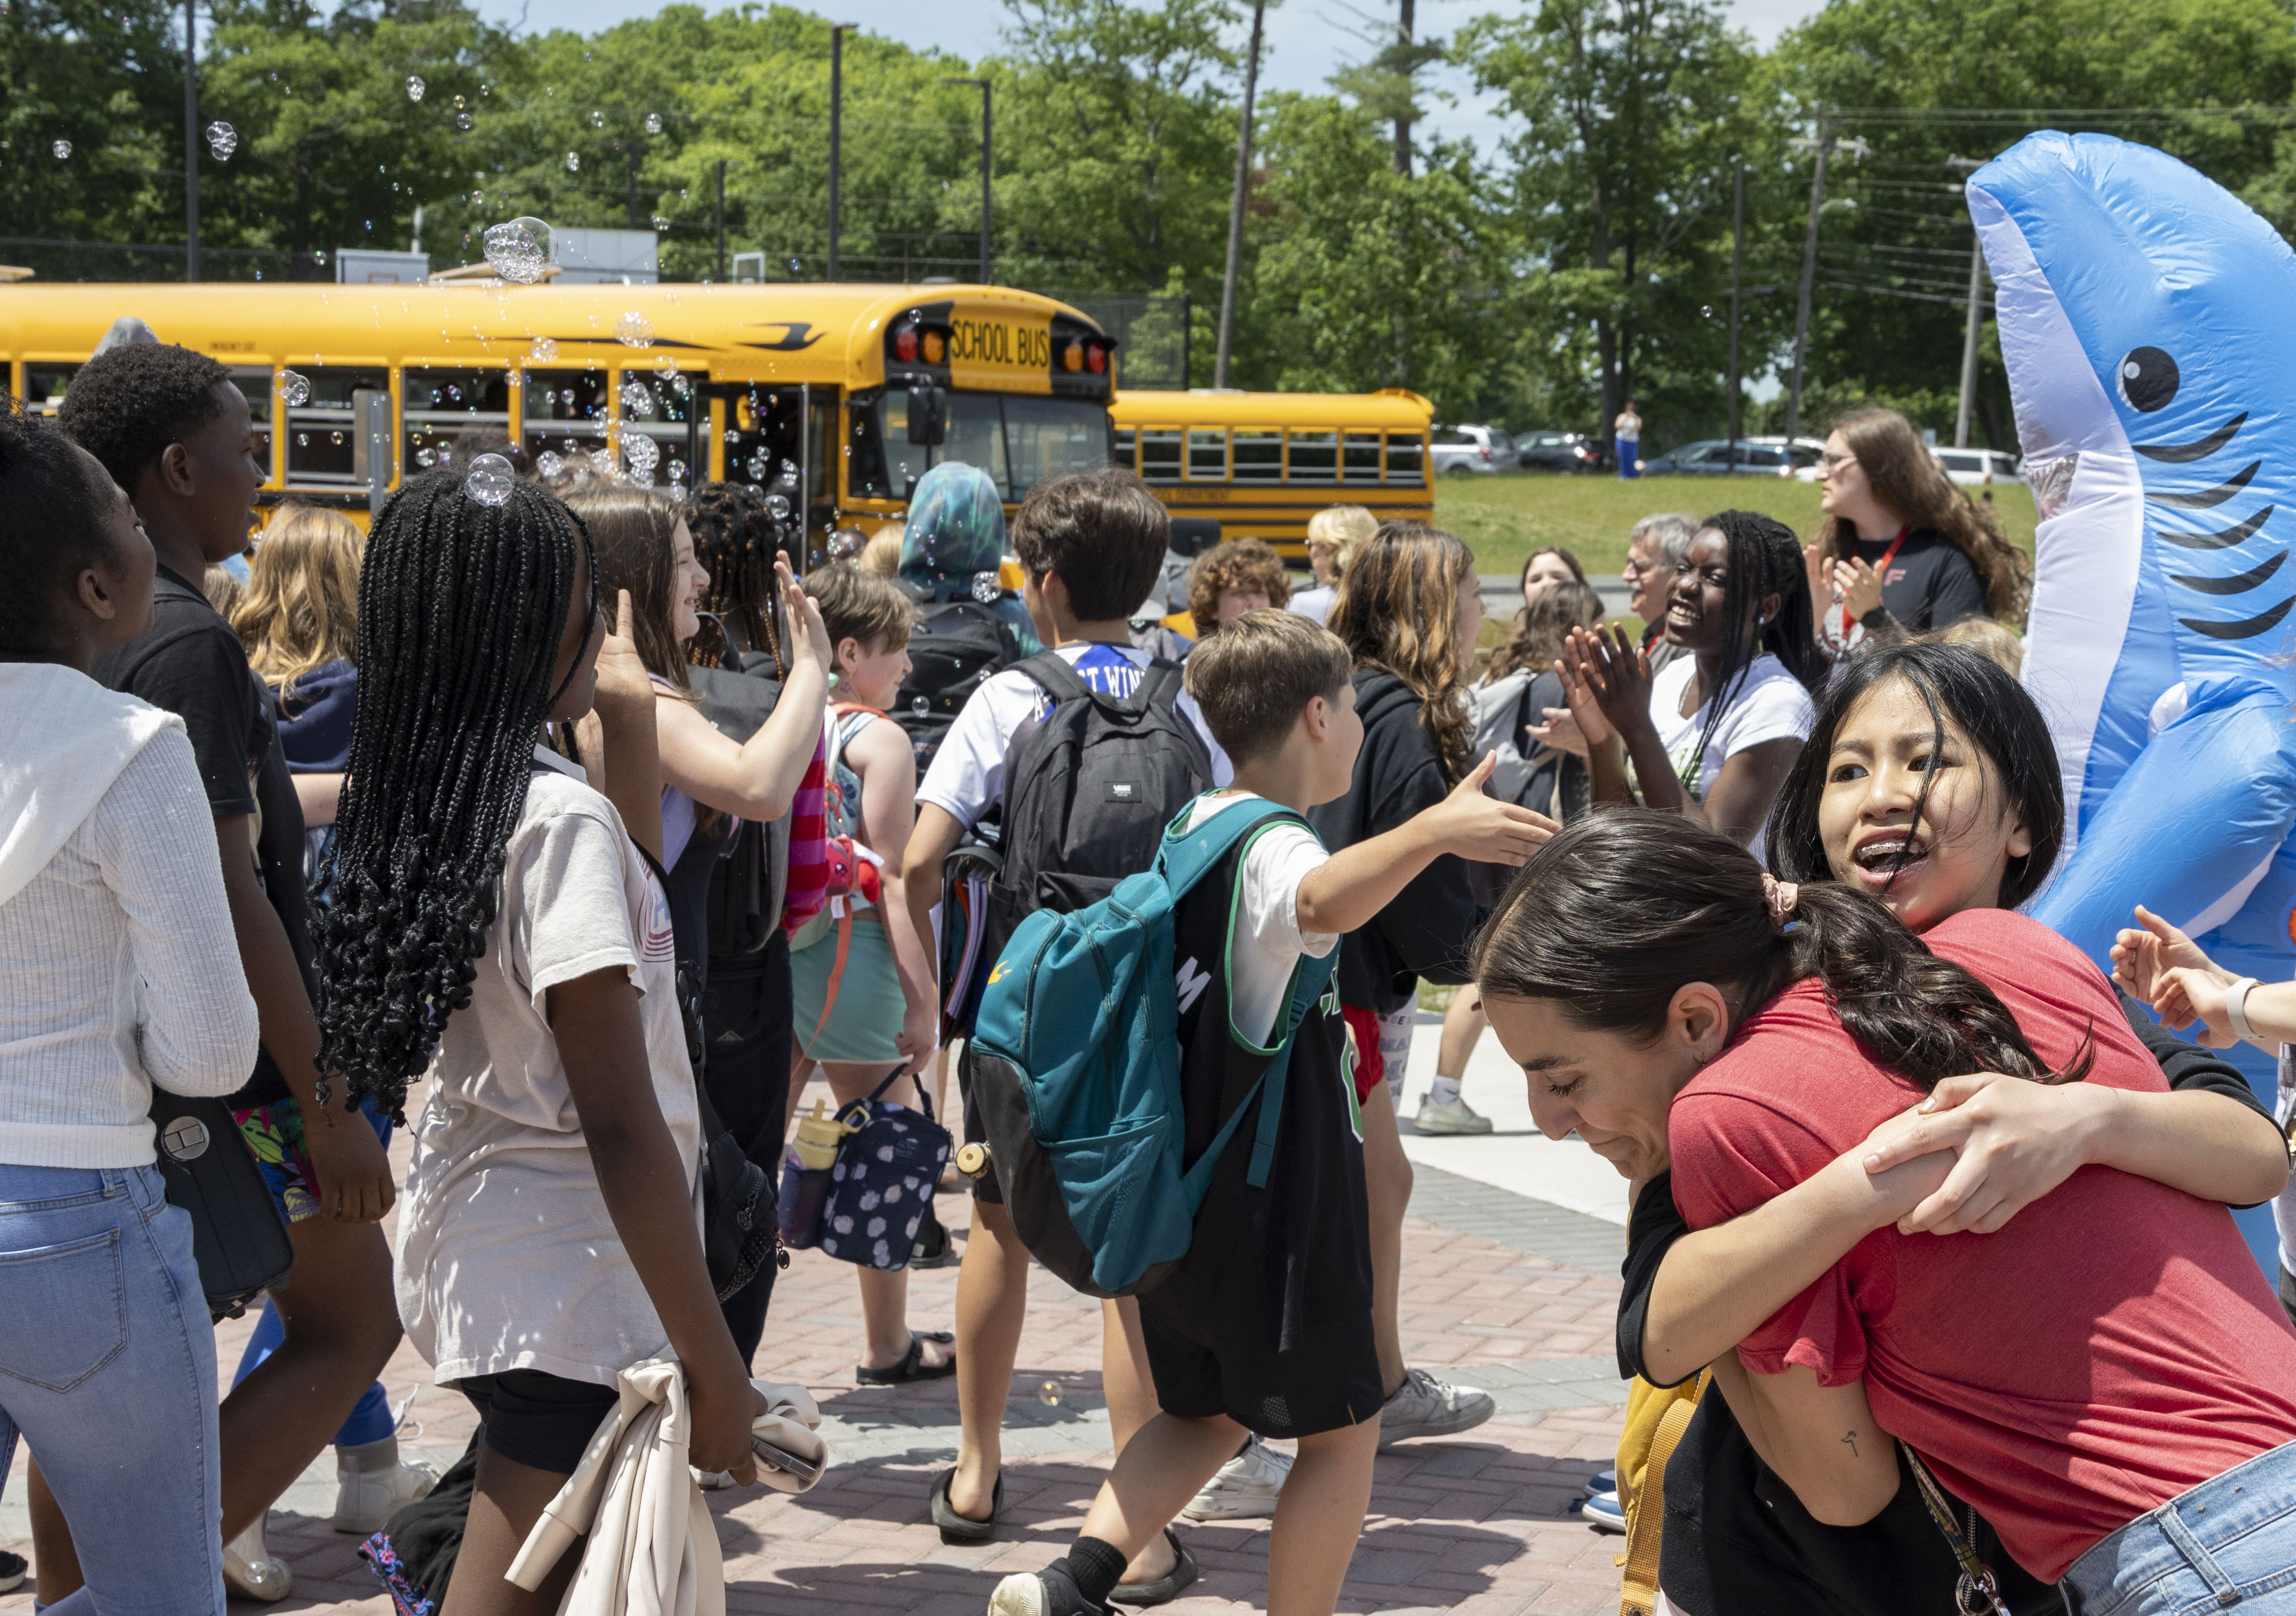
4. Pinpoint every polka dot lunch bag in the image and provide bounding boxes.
[818,1065,954,1271]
